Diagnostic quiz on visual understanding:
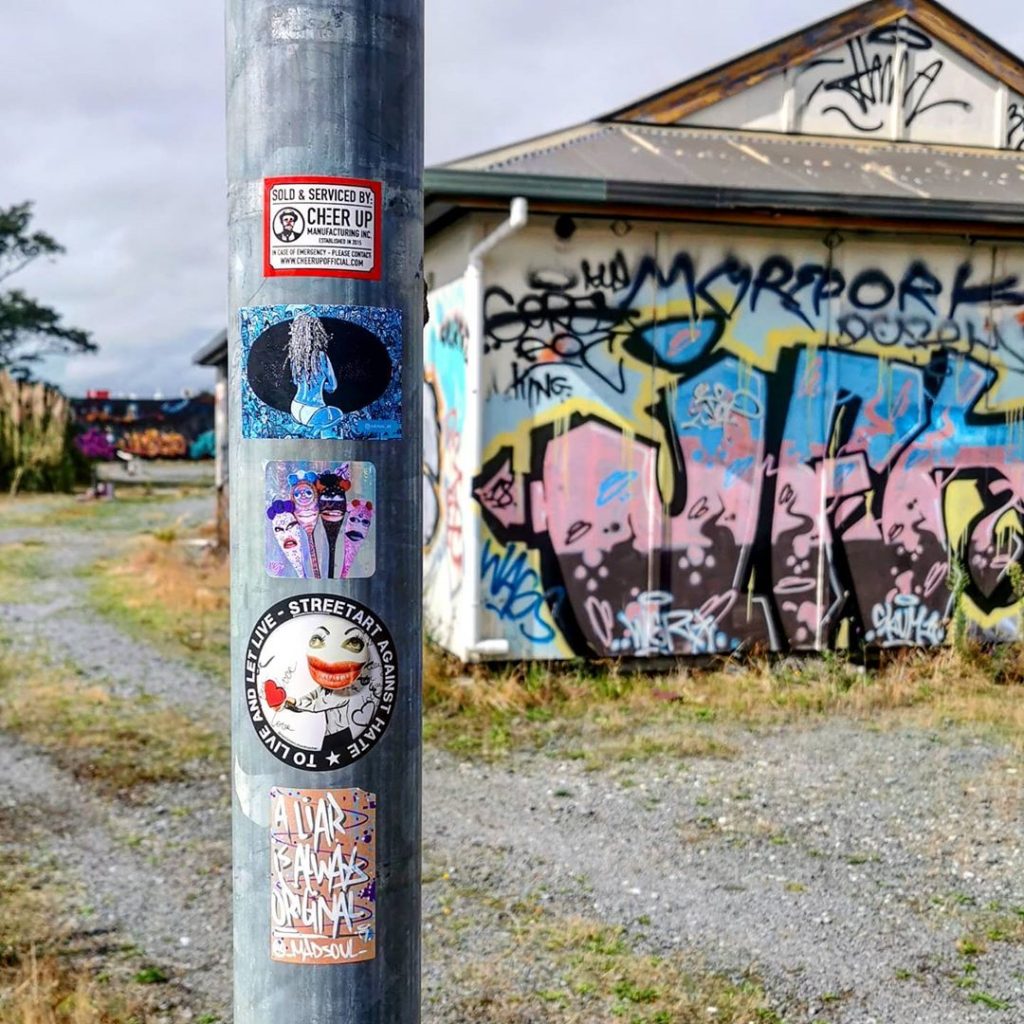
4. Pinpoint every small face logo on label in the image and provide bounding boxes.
[264,175,381,280]
[272,206,305,243]
[245,596,398,771]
